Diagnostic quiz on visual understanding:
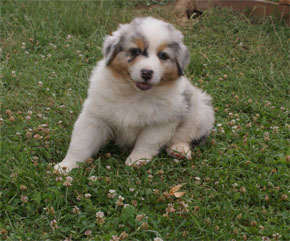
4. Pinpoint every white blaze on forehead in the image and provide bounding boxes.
[138,18,171,50]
